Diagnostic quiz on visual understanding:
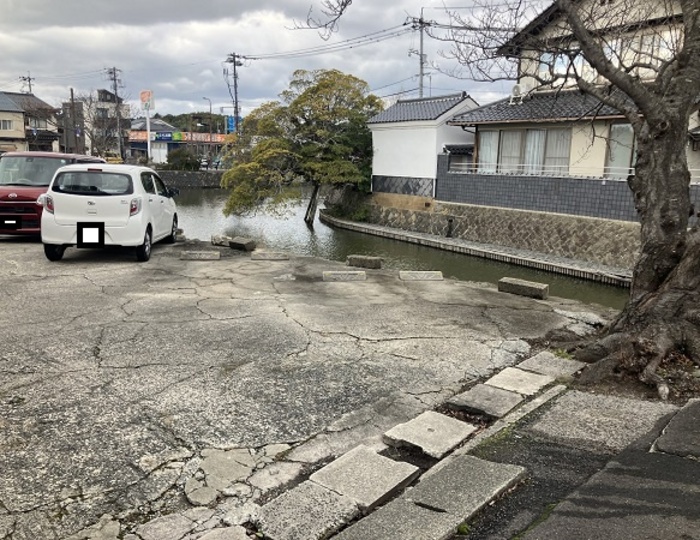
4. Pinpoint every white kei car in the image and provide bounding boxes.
[39,164,179,262]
